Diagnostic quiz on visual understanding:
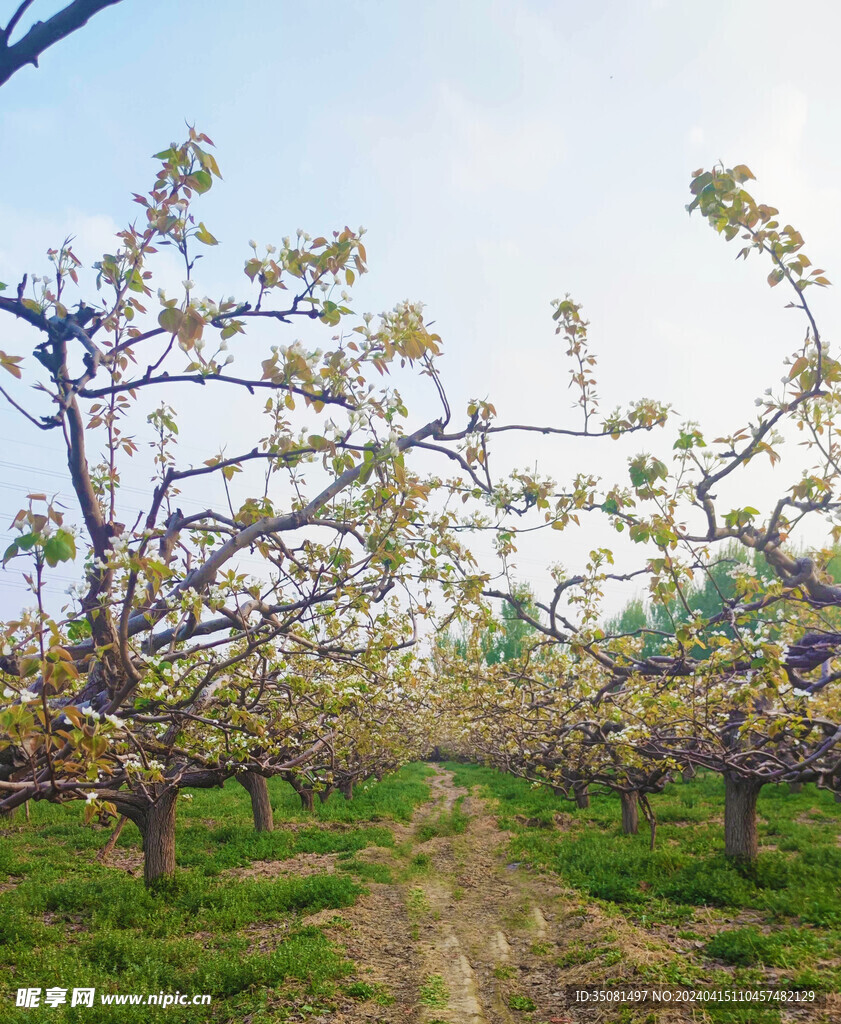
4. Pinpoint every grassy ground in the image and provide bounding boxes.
[4,762,840,1024]
[0,763,434,1022]
[447,761,841,1019]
